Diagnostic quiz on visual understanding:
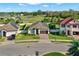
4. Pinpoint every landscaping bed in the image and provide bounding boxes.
[43,52,65,56]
